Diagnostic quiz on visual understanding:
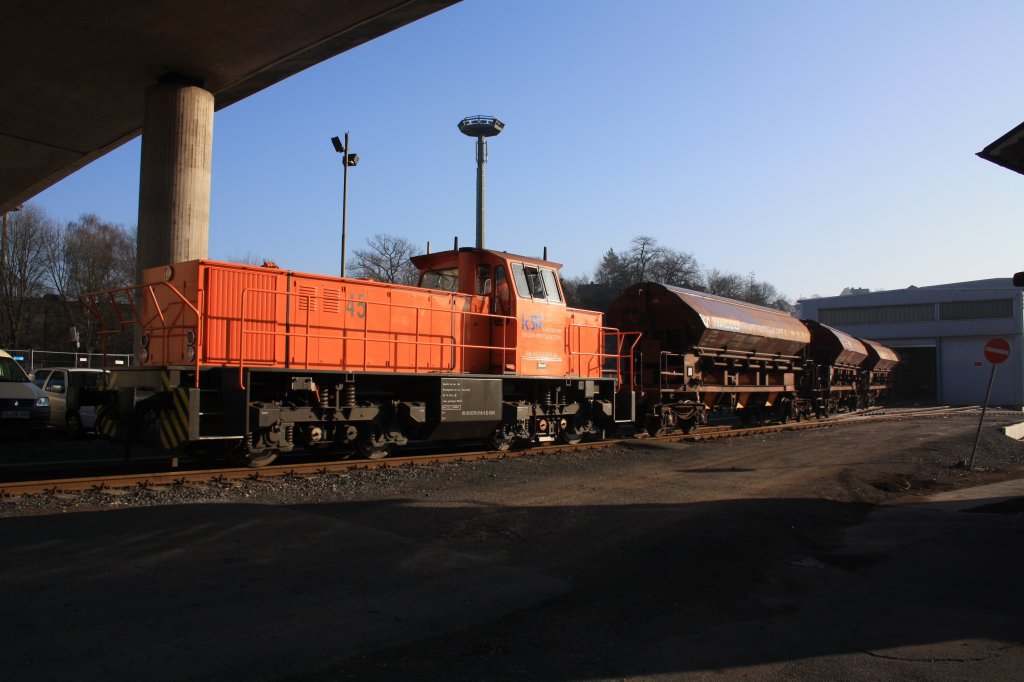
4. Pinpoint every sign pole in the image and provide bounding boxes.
[968,337,1011,469]
[968,362,997,469]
